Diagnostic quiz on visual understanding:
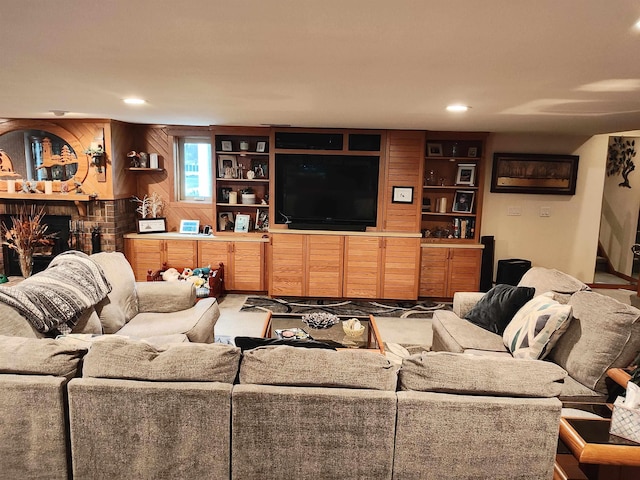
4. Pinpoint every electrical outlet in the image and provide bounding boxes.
[540,207,551,217]
[507,206,522,216]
